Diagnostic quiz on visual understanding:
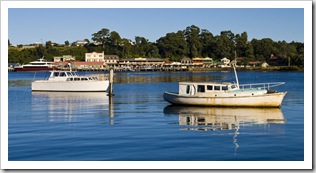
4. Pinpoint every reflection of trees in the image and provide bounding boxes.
[114,73,224,84]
